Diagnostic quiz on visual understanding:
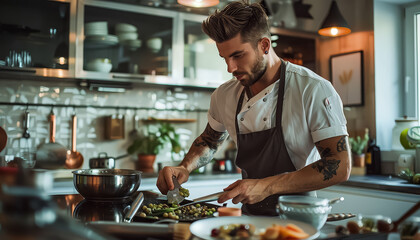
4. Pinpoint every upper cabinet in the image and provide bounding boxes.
[0,0,317,89]
[76,1,175,83]
[75,0,229,88]
[0,0,76,78]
